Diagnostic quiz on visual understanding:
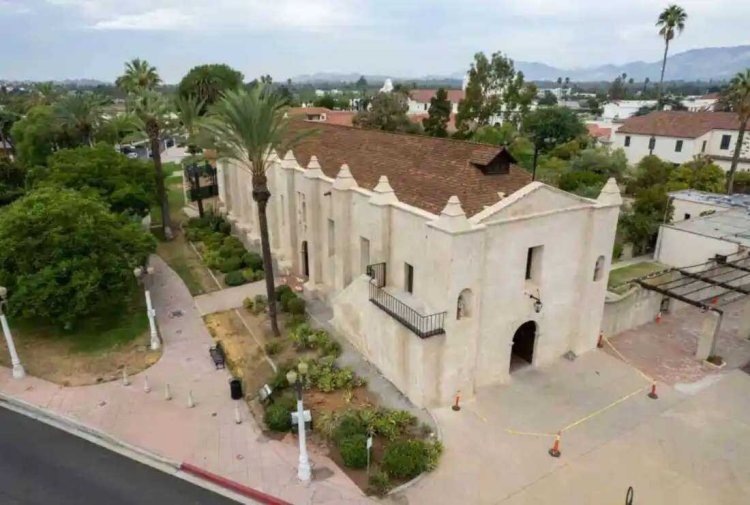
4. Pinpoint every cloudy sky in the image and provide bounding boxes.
[1,0,748,83]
